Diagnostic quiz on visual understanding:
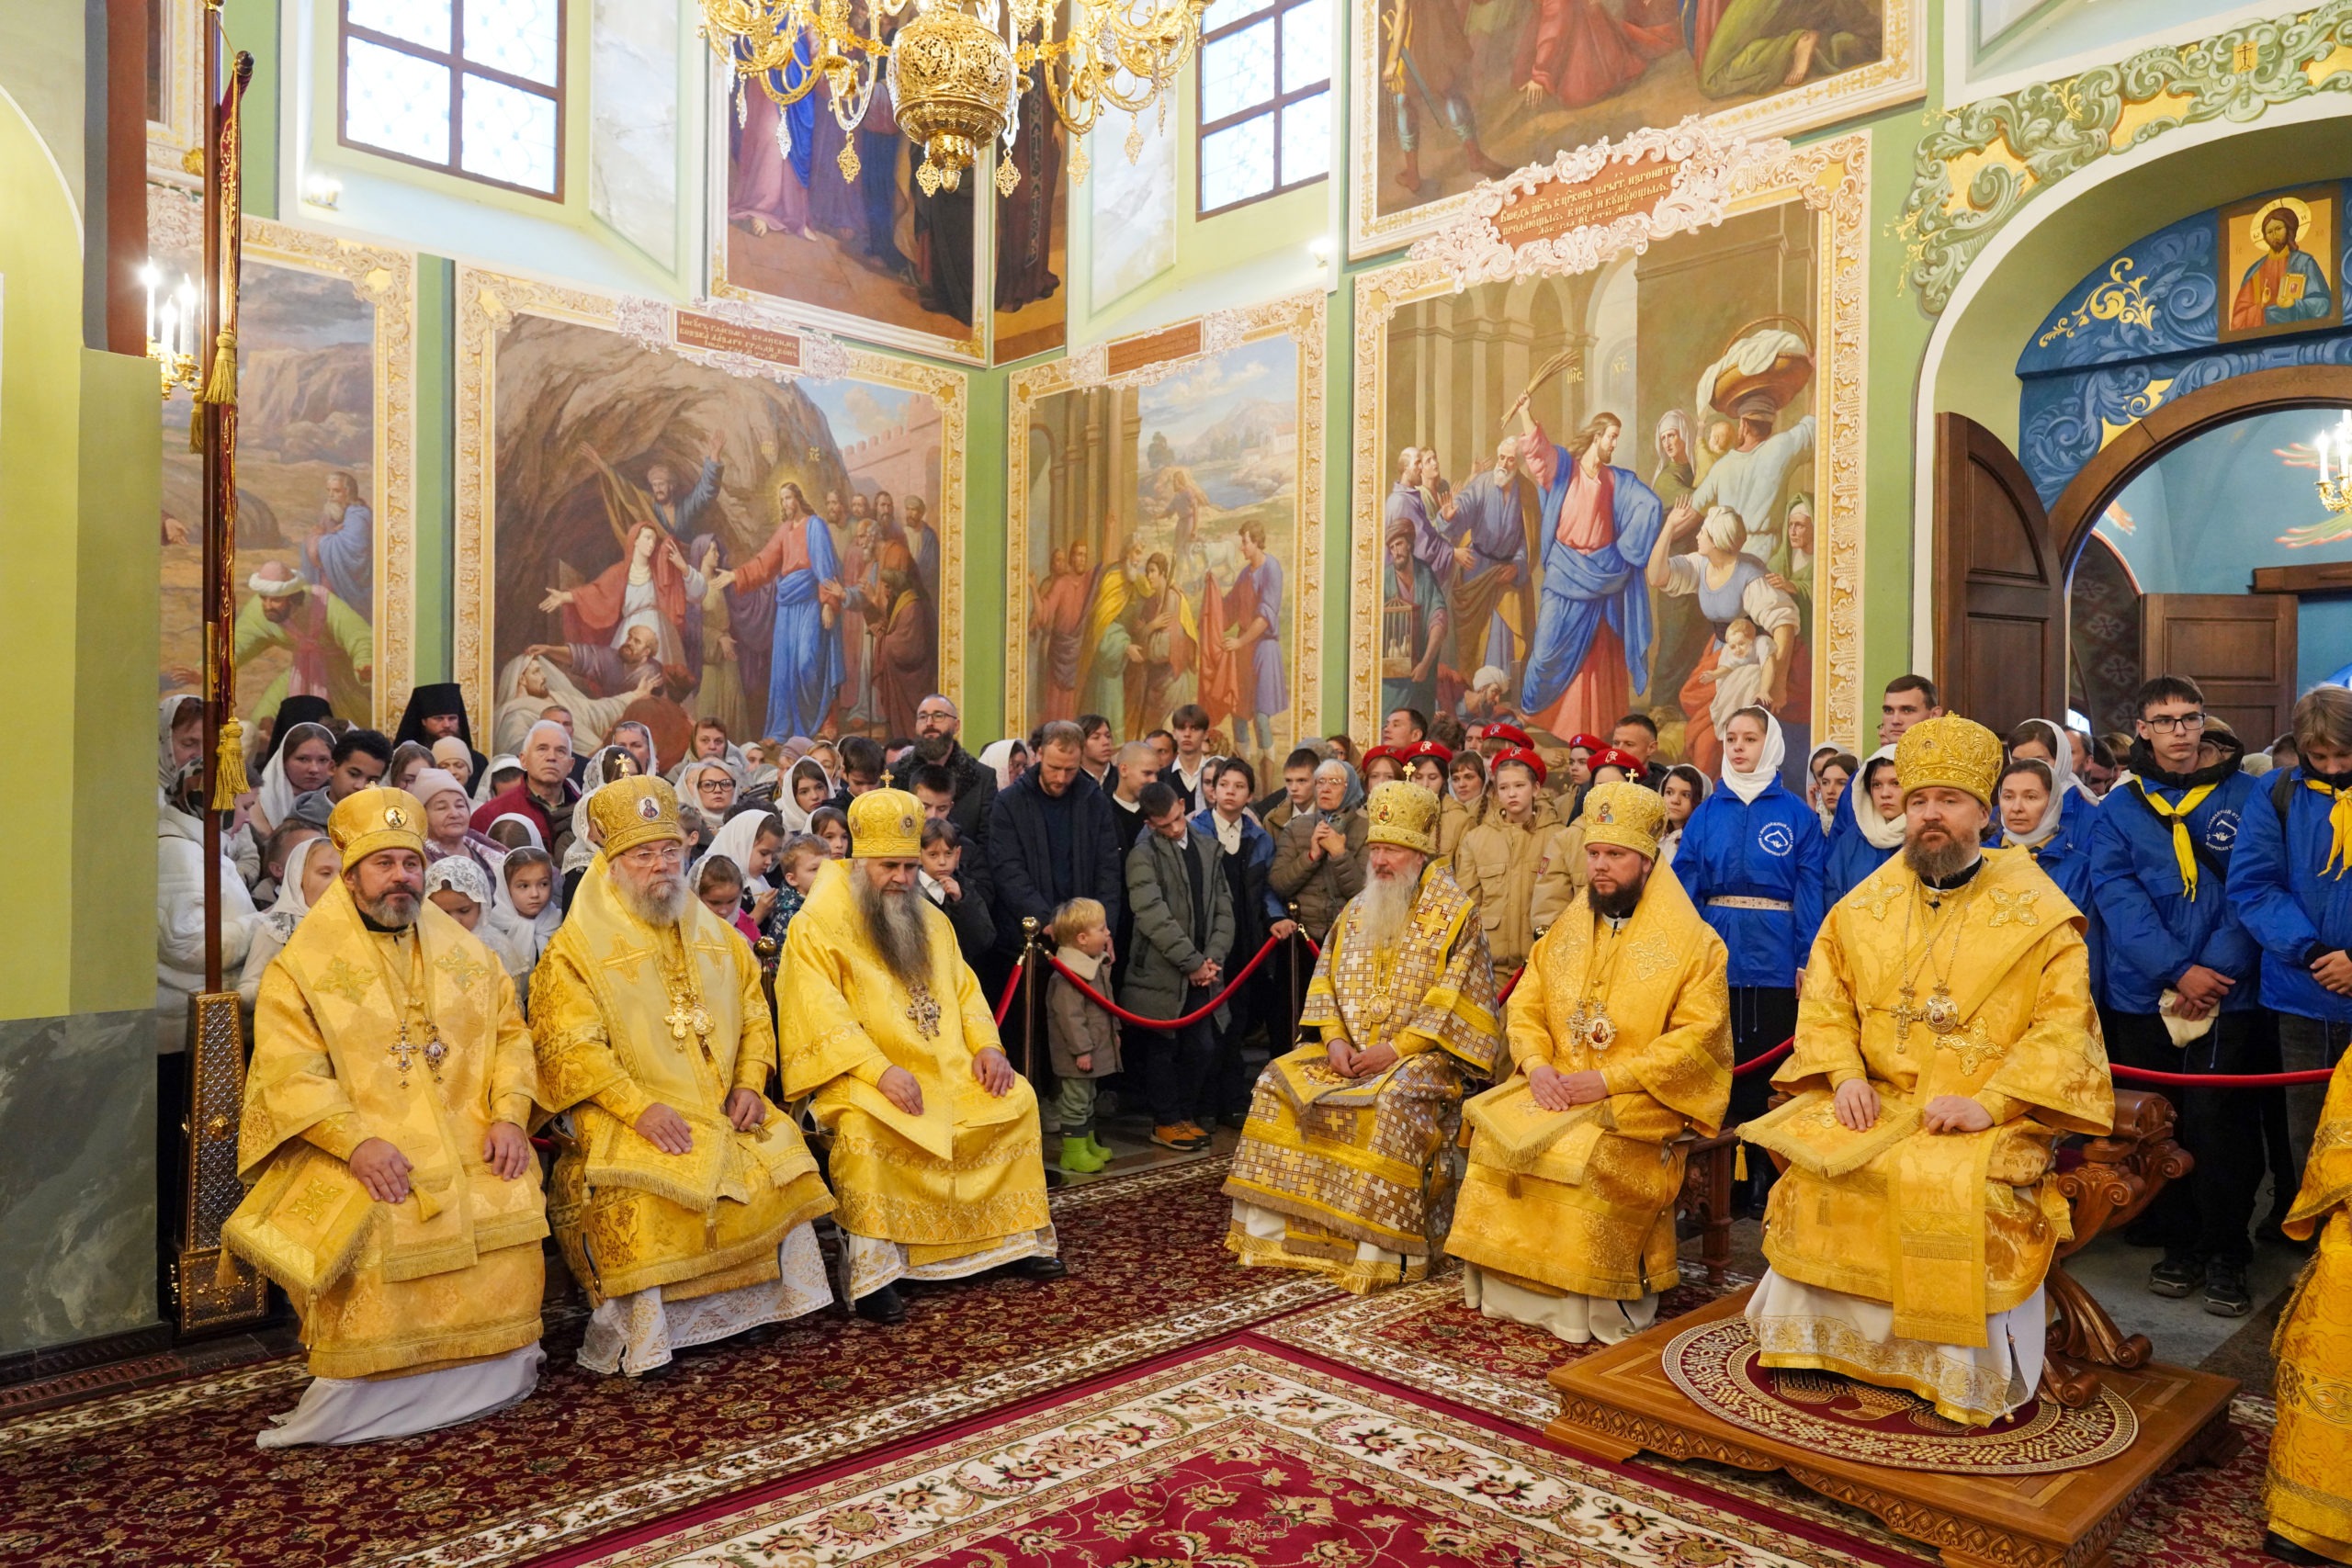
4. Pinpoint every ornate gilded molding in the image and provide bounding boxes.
[146,0,205,186]
[452,268,969,728]
[1897,0,2352,313]
[1347,0,1921,261]
[1350,133,1871,752]
[1003,289,1327,743]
